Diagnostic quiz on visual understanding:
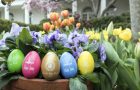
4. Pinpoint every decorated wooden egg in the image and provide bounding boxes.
[41,52,60,80]
[60,52,77,79]
[78,51,94,75]
[22,51,41,78]
[7,49,24,73]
